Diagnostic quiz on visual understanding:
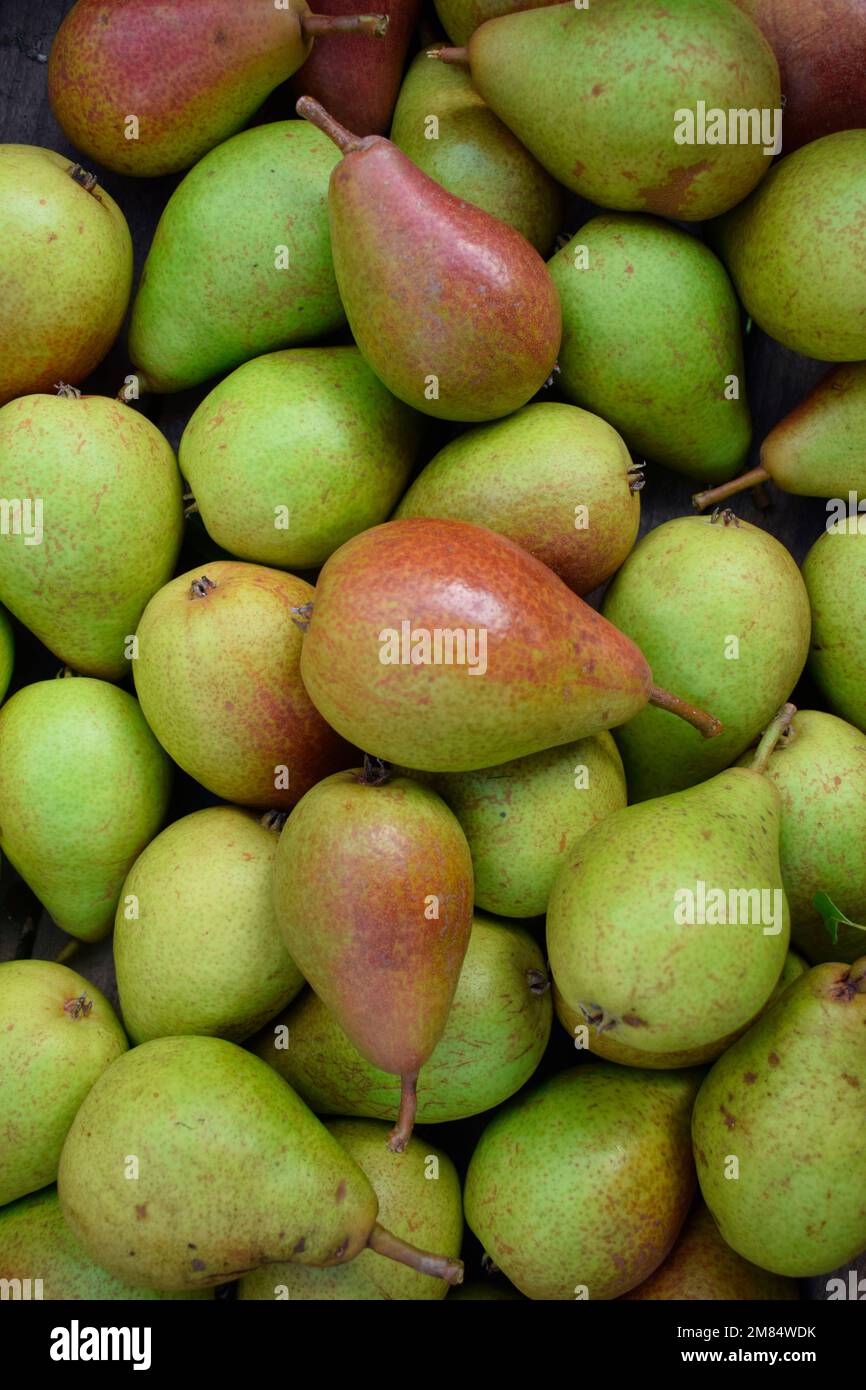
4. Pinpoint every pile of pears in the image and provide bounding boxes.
[1,0,865,1305]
